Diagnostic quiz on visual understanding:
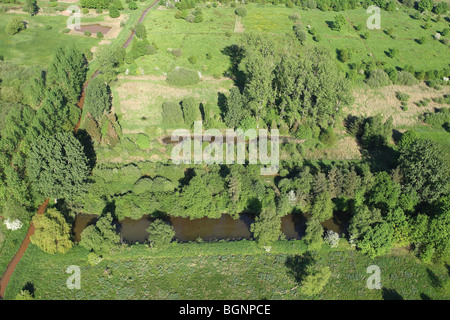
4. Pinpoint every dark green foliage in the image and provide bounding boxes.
[6,17,26,35]
[128,1,137,9]
[109,5,120,18]
[80,0,112,9]
[395,91,410,102]
[80,213,120,253]
[398,139,450,202]
[84,77,111,121]
[418,0,433,12]
[235,7,247,17]
[422,108,450,127]
[23,0,38,14]
[396,71,418,86]
[303,218,324,250]
[293,24,307,43]
[224,87,248,129]
[181,97,200,128]
[358,222,394,258]
[311,191,333,222]
[146,219,175,249]
[166,67,200,86]
[337,48,351,62]
[46,46,87,105]
[134,23,147,39]
[354,114,393,149]
[26,132,90,201]
[330,14,346,31]
[251,197,284,247]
